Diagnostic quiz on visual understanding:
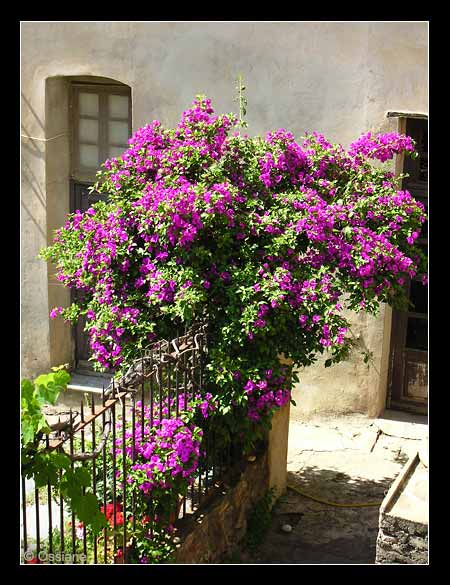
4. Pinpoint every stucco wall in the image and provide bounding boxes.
[20,21,428,417]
